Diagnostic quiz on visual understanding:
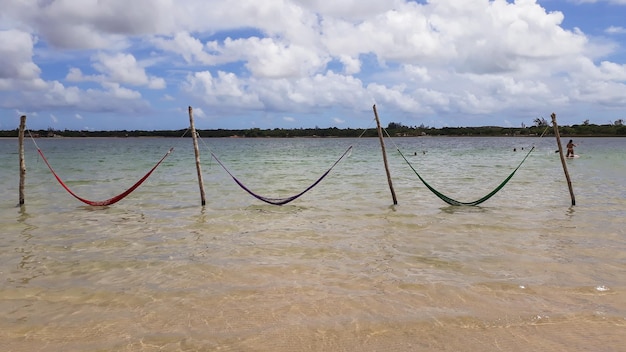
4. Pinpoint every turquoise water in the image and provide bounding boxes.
[0,136,625,351]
